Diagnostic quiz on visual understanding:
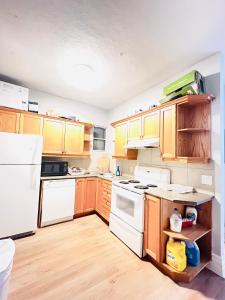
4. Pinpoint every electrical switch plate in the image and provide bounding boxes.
[201,175,213,185]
